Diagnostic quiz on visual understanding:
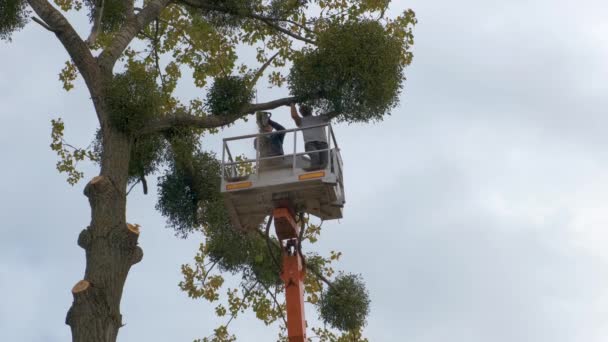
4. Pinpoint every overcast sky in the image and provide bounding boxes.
[2,0,608,341]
